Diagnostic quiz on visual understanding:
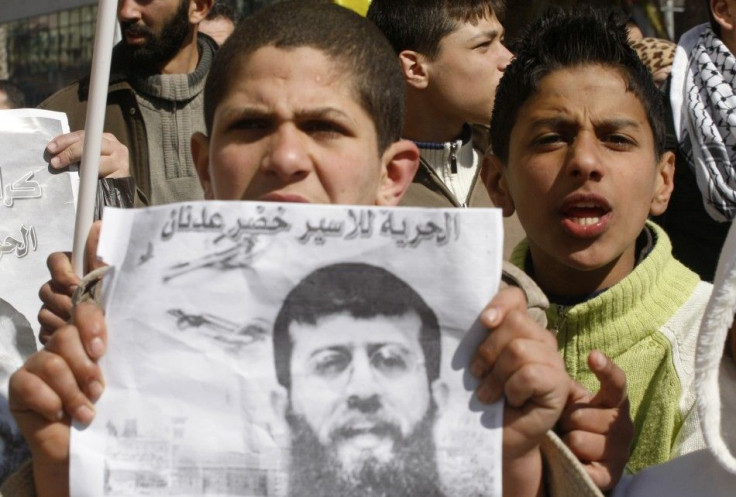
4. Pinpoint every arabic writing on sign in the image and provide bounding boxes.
[161,205,225,241]
[1,225,38,260]
[213,206,291,244]
[0,168,43,207]
[161,206,292,282]
[298,210,460,248]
